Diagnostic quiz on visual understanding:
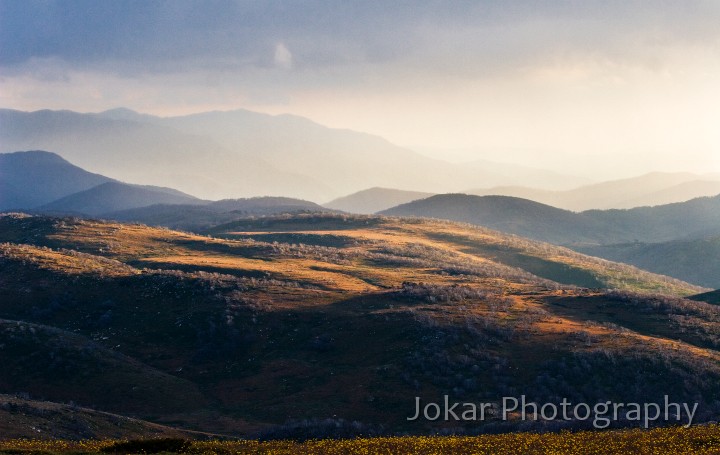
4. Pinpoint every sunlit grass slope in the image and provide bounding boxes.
[0,212,717,436]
